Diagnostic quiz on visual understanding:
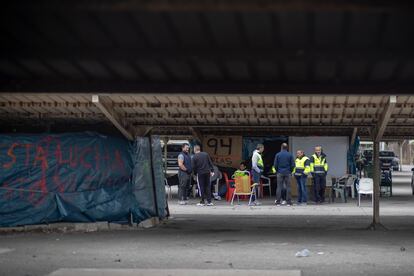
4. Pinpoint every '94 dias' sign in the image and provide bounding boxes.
[202,136,242,168]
